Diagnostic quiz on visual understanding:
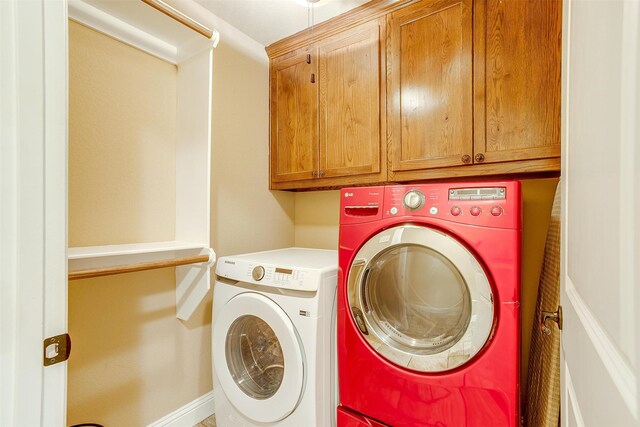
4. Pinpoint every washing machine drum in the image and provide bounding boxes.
[348,224,495,373]
[213,292,305,423]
